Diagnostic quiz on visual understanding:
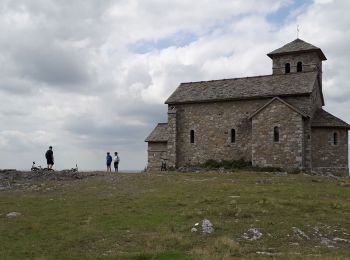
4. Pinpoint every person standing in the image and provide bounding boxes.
[45,146,54,170]
[113,152,120,172]
[106,152,112,172]
[160,158,167,171]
